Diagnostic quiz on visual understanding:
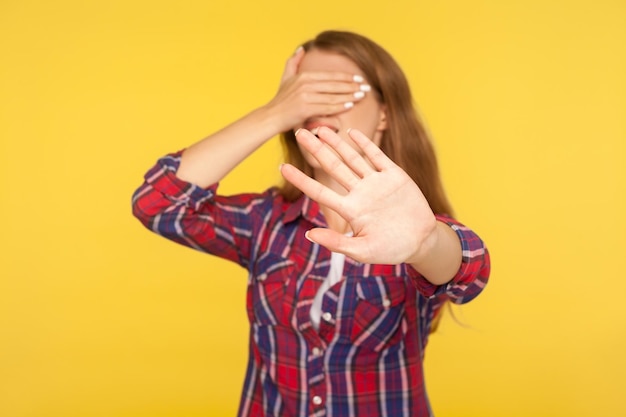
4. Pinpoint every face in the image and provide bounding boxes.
[295,49,387,168]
